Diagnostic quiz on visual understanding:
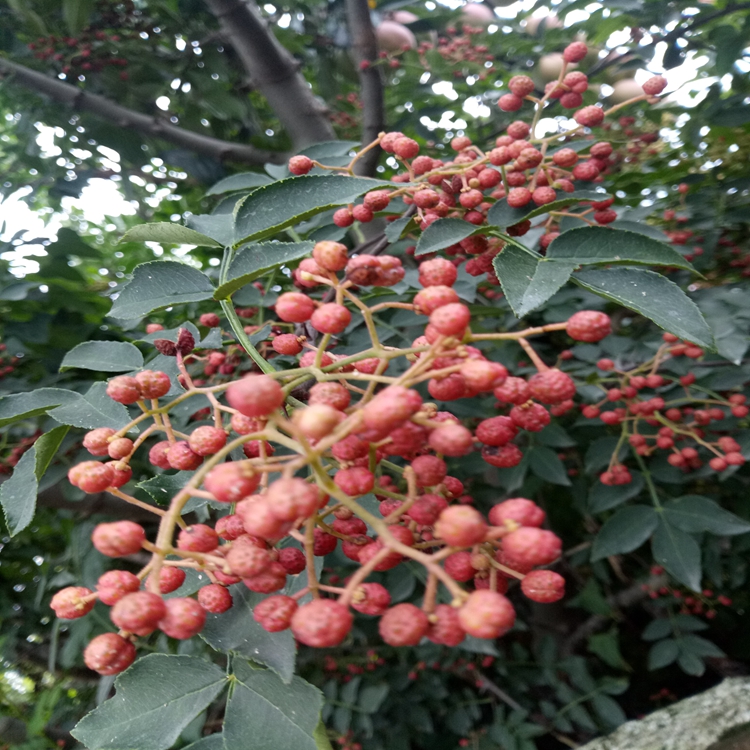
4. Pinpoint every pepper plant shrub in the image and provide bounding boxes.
[2,36,750,750]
